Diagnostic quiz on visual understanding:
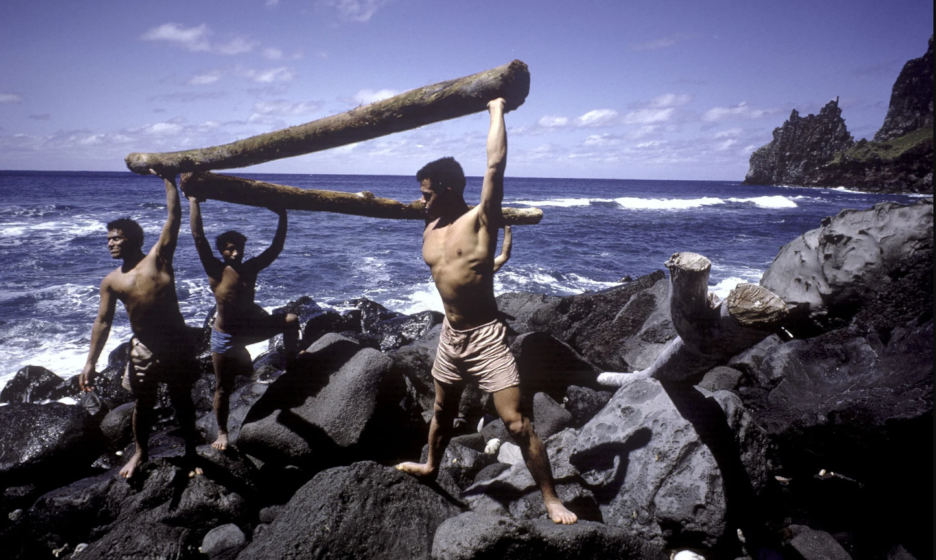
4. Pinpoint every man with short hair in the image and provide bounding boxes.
[80,173,199,479]
[396,98,577,525]
[186,195,299,451]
